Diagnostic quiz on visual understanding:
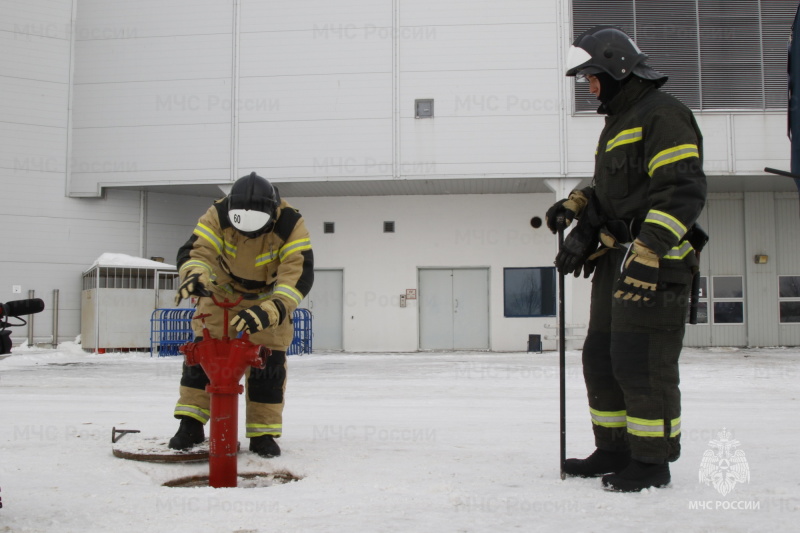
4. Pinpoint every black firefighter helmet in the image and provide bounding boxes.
[227,172,281,237]
[565,25,667,87]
